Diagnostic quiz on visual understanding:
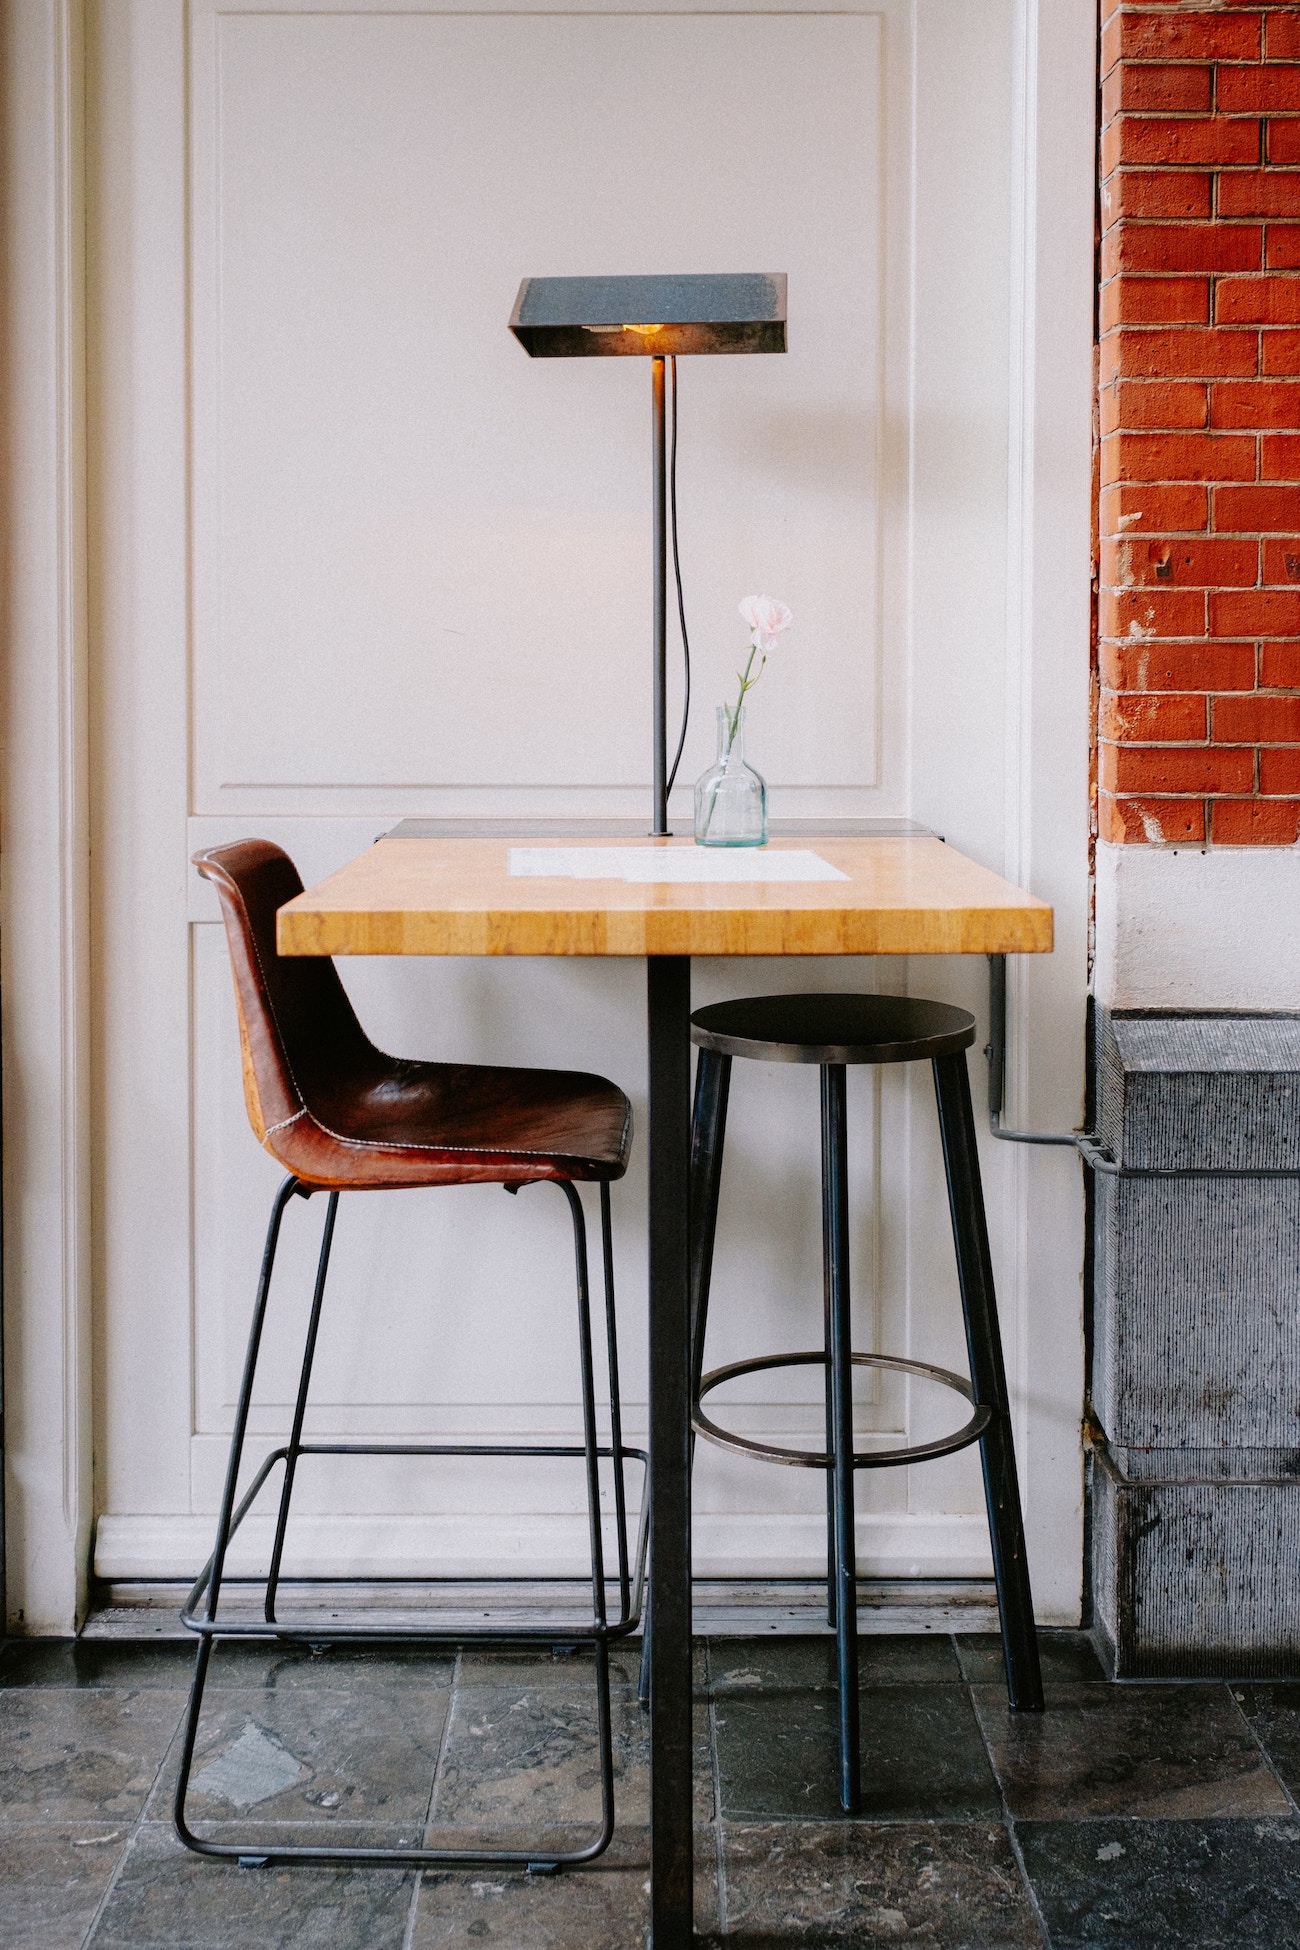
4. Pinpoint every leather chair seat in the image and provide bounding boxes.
[263,1055,631,1189]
